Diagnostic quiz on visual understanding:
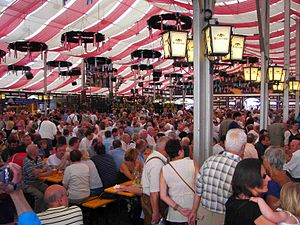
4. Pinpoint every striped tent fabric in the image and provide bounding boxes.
[0,0,298,95]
